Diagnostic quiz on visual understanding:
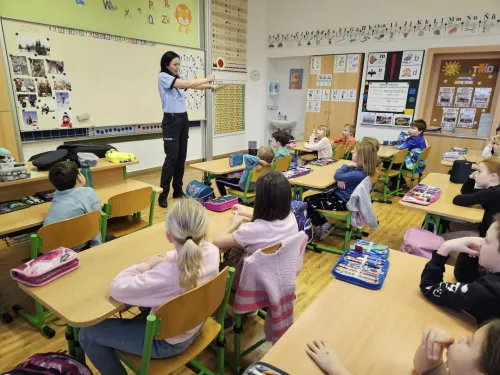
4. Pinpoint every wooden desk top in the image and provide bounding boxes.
[0,159,139,189]
[18,210,233,327]
[440,150,486,167]
[190,158,246,175]
[289,141,315,153]
[291,160,351,190]
[399,173,484,222]
[378,145,399,159]
[0,180,162,236]
[262,250,474,375]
